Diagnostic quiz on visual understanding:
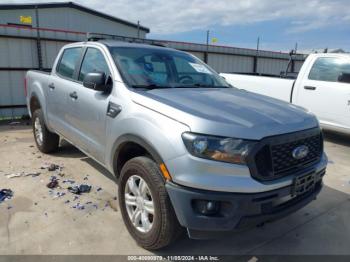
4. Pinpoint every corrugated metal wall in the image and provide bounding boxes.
[0,70,27,118]
[165,41,306,75]
[0,25,84,119]
[208,54,254,73]
[257,57,289,75]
